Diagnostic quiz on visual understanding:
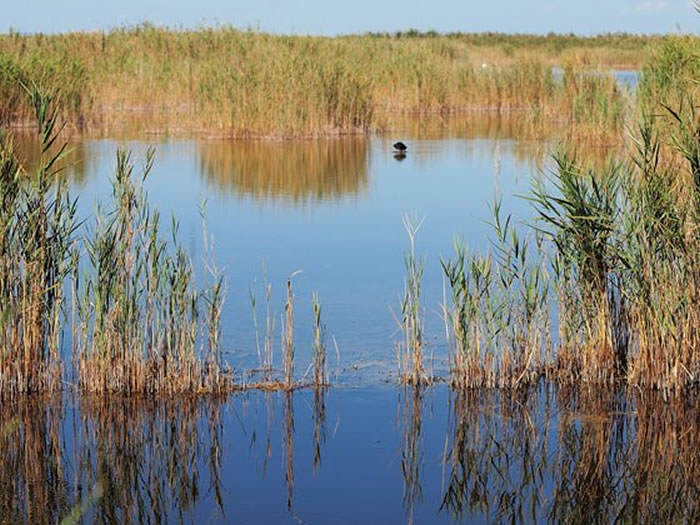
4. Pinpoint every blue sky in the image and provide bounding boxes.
[3,1,699,35]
